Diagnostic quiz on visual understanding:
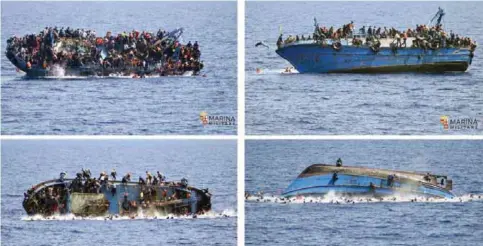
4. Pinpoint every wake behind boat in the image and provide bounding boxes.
[23,170,212,217]
[275,8,477,73]
[6,27,204,78]
[282,161,454,199]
